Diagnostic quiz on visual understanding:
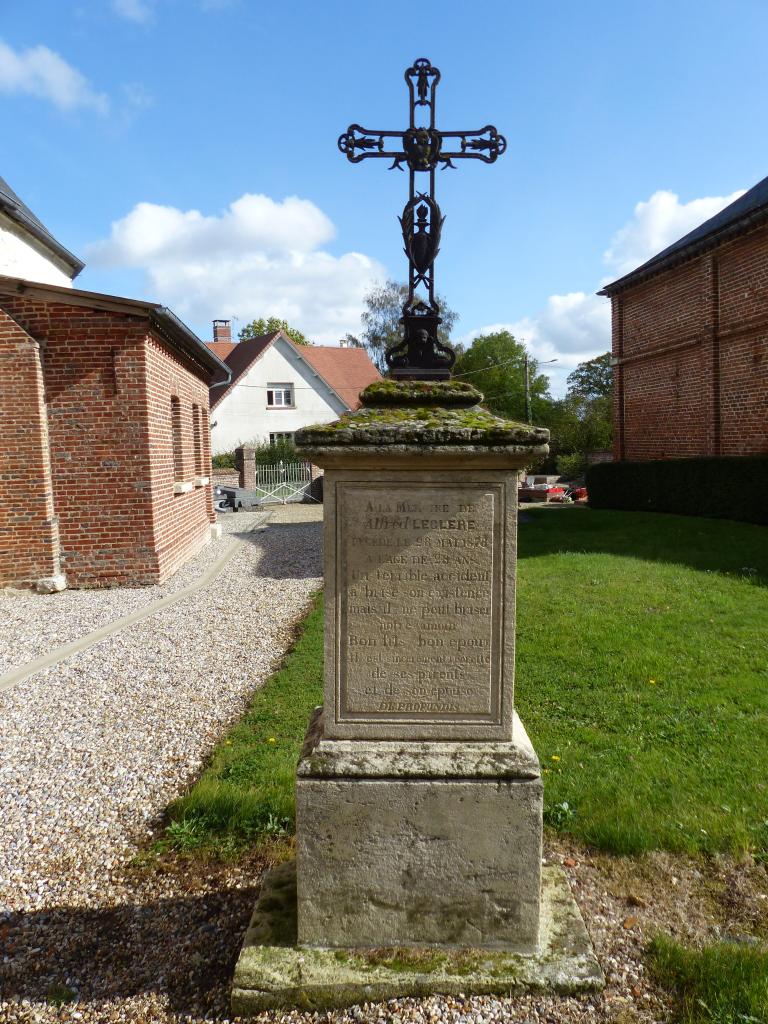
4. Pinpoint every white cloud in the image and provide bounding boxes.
[0,39,108,113]
[112,0,153,22]
[87,194,385,343]
[460,292,610,397]
[464,186,746,396]
[603,188,745,279]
